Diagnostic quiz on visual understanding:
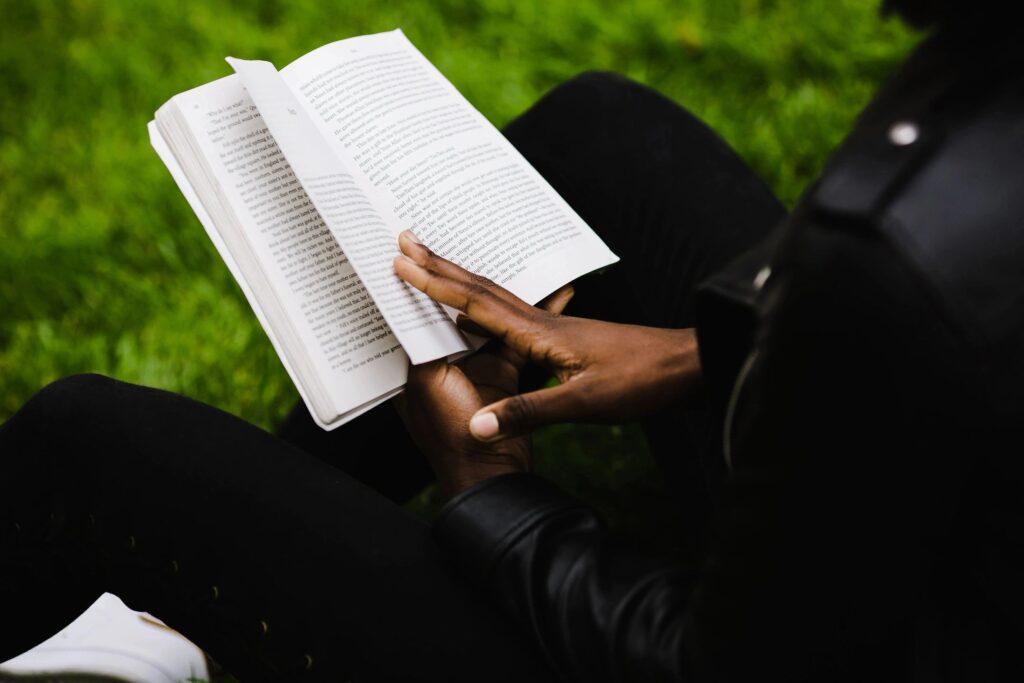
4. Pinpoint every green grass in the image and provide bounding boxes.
[0,1,918,540]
